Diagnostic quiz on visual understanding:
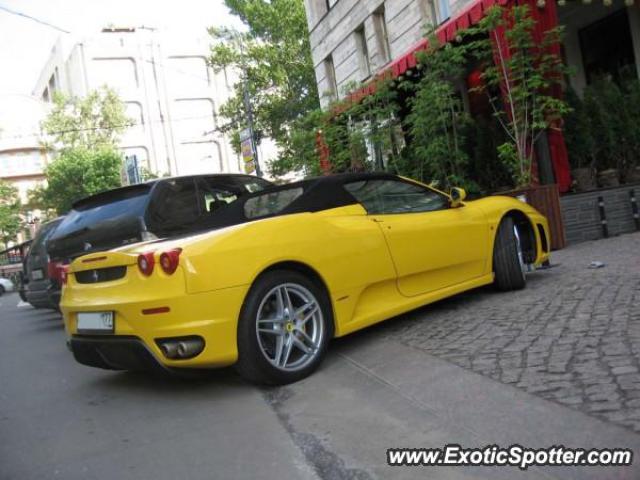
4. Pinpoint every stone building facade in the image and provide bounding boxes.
[303,0,640,193]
